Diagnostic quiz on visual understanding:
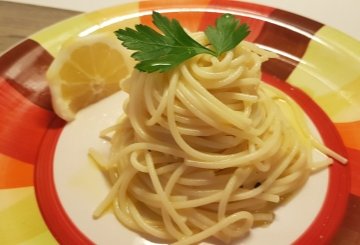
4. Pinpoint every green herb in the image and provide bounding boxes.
[115,11,250,73]
[205,14,250,57]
